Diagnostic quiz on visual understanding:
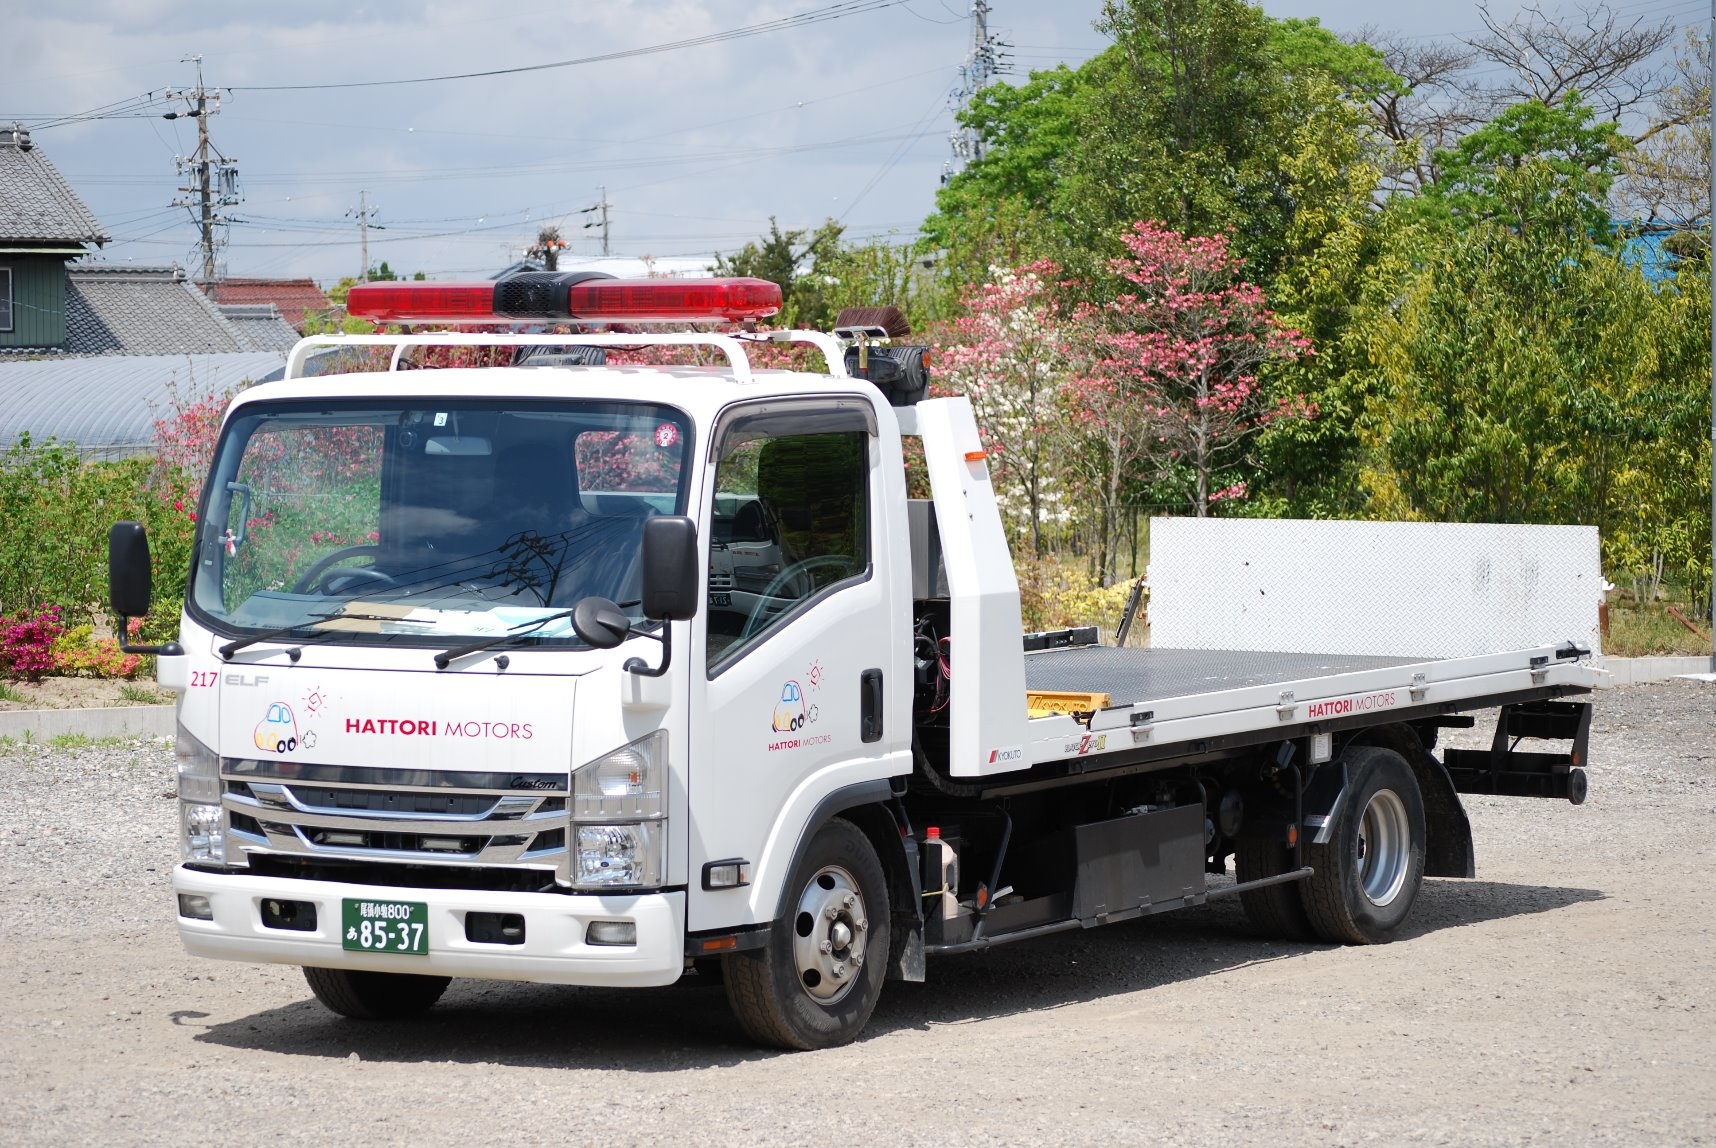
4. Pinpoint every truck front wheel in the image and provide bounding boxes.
[722,818,891,1050]
[302,966,450,1019]
[1302,746,1426,944]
